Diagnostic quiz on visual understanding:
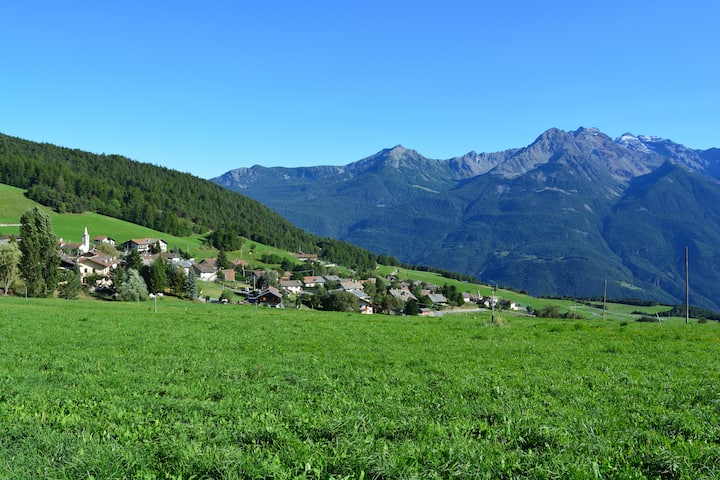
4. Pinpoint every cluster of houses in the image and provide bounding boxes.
[52,227,524,315]
[57,228,251,288]
[57,228,200,286]
[262,269,522,315]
